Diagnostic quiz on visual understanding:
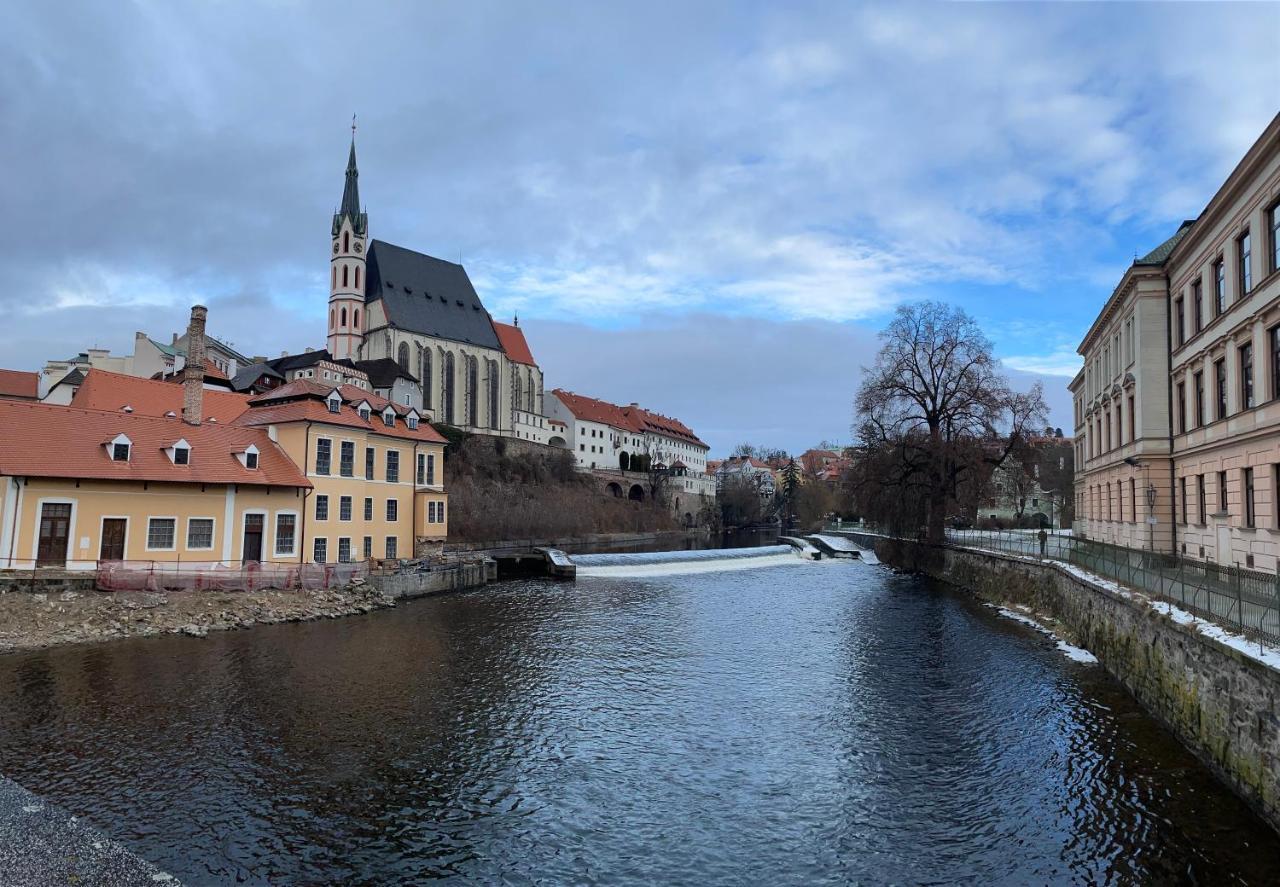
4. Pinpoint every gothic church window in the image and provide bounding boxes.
[466,356,479,427]
[343,231,350,252]
[421,349,432,410]
[341,307,347,327]
[487,360,499,429]
[355,267,360,289]
[443,352,456,425]
[398,343,410,372]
